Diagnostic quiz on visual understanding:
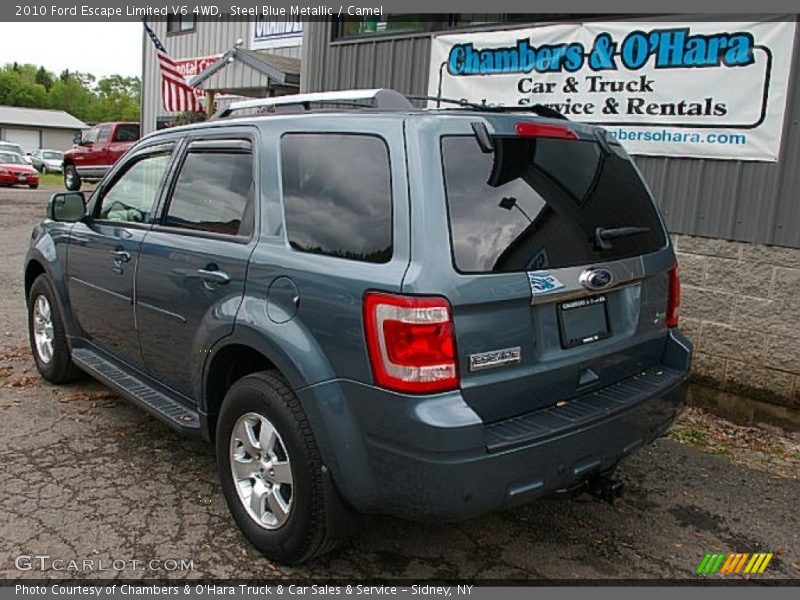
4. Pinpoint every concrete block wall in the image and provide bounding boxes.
[674,234,800,410]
